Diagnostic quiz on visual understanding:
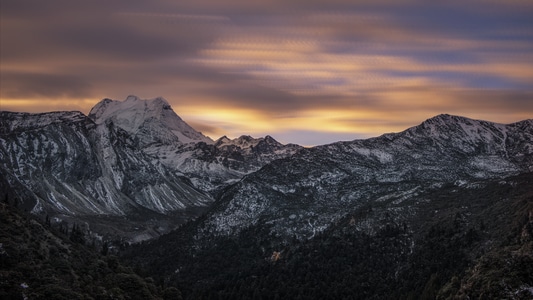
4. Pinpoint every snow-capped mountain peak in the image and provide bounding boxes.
[225,135,260,149]
[401,114,514,154]
[214,135,232,146]
[89,95,175,126]
[417,114,505,133]
[88,95,213,146]
[85,96,302,194]
[214,135,284,149]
